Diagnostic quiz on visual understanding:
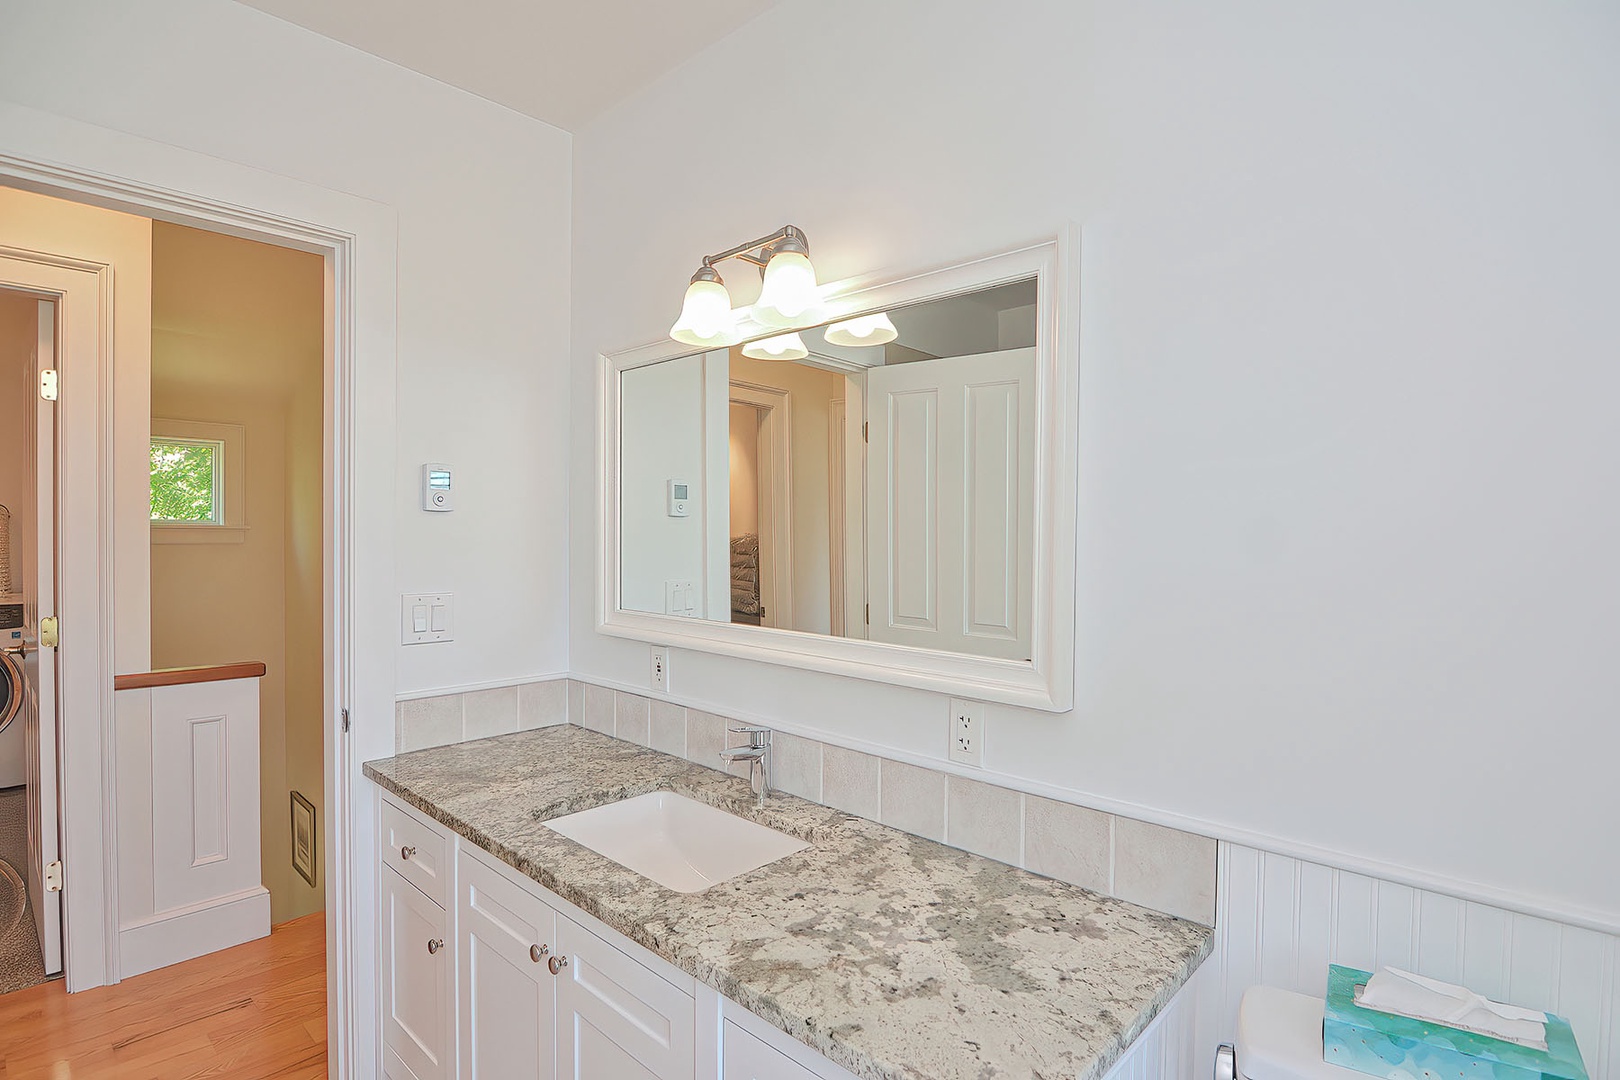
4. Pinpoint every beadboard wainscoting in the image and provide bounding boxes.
[1206,842,1620,1078]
